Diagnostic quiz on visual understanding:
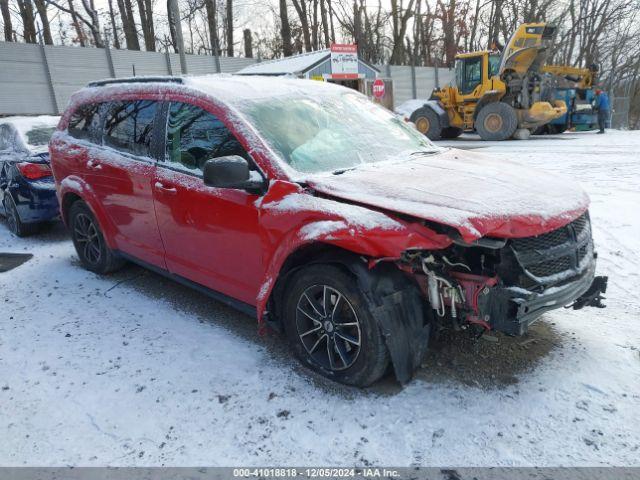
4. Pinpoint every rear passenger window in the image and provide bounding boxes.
[103,100,158,156]
[165,102,248,173]
[68,103,99,140]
